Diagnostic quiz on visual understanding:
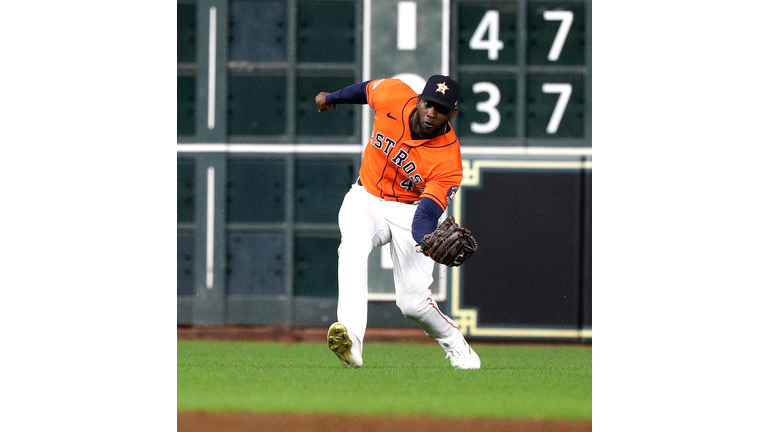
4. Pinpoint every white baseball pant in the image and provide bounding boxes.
[336,183,465,353]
